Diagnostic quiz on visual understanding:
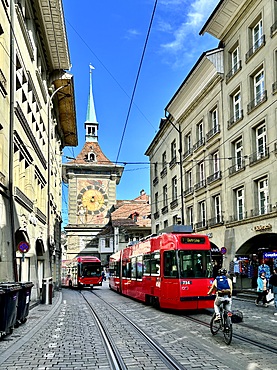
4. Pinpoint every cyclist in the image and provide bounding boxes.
[208,268,233,321]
